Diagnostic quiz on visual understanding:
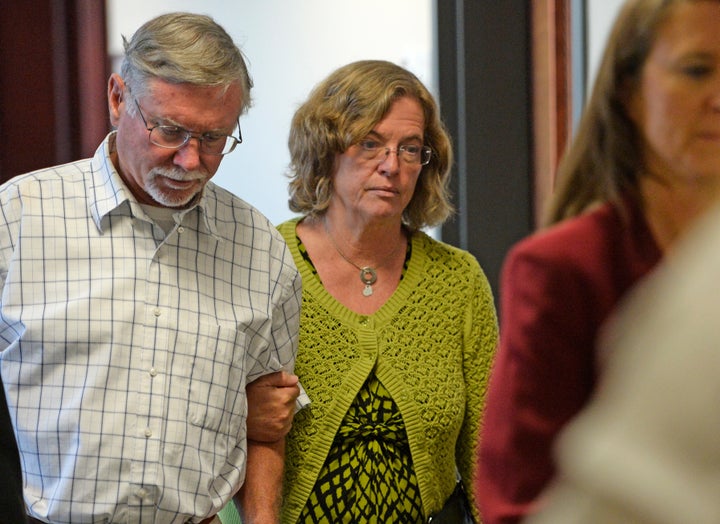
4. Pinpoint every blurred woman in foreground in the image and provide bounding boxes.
[477,1,720,522]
